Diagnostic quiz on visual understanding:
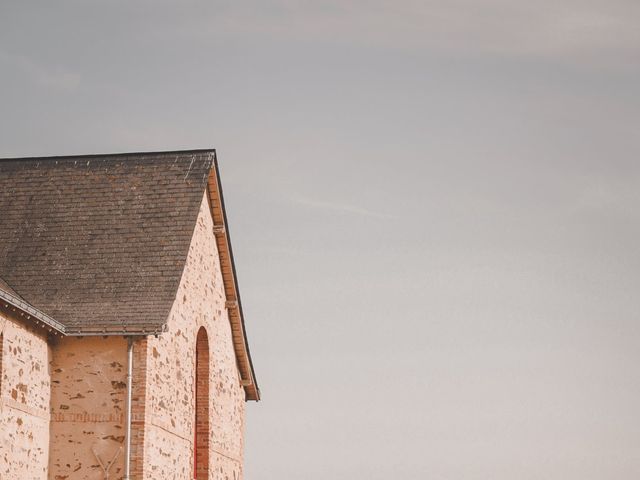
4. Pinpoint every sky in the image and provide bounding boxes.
[1,1,640,478]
